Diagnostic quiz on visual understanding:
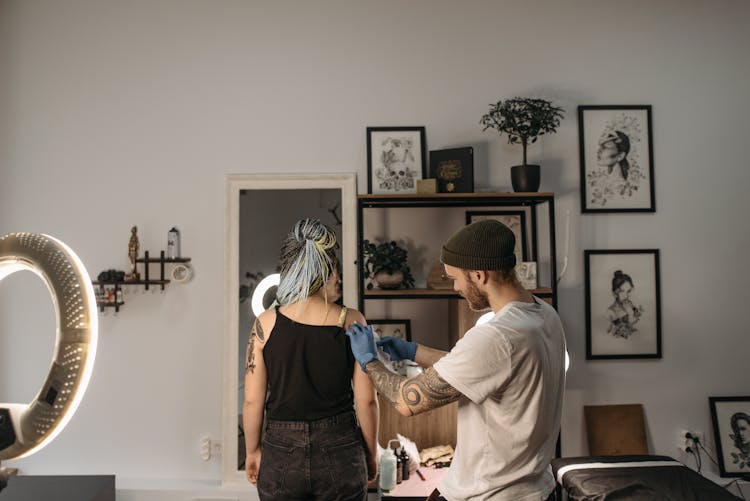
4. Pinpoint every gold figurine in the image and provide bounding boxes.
[126,225,140,281]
